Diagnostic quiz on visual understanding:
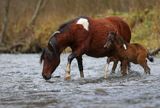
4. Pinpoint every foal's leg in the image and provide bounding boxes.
[138,55,151,74]
[65,53,77,80]
[140,60,151,74]
[104,62,110,79]
[121,60,128,76]
[76,56,84,78]
[111,60,118,73]
[128,62,131,72]
[104,58,111,78]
